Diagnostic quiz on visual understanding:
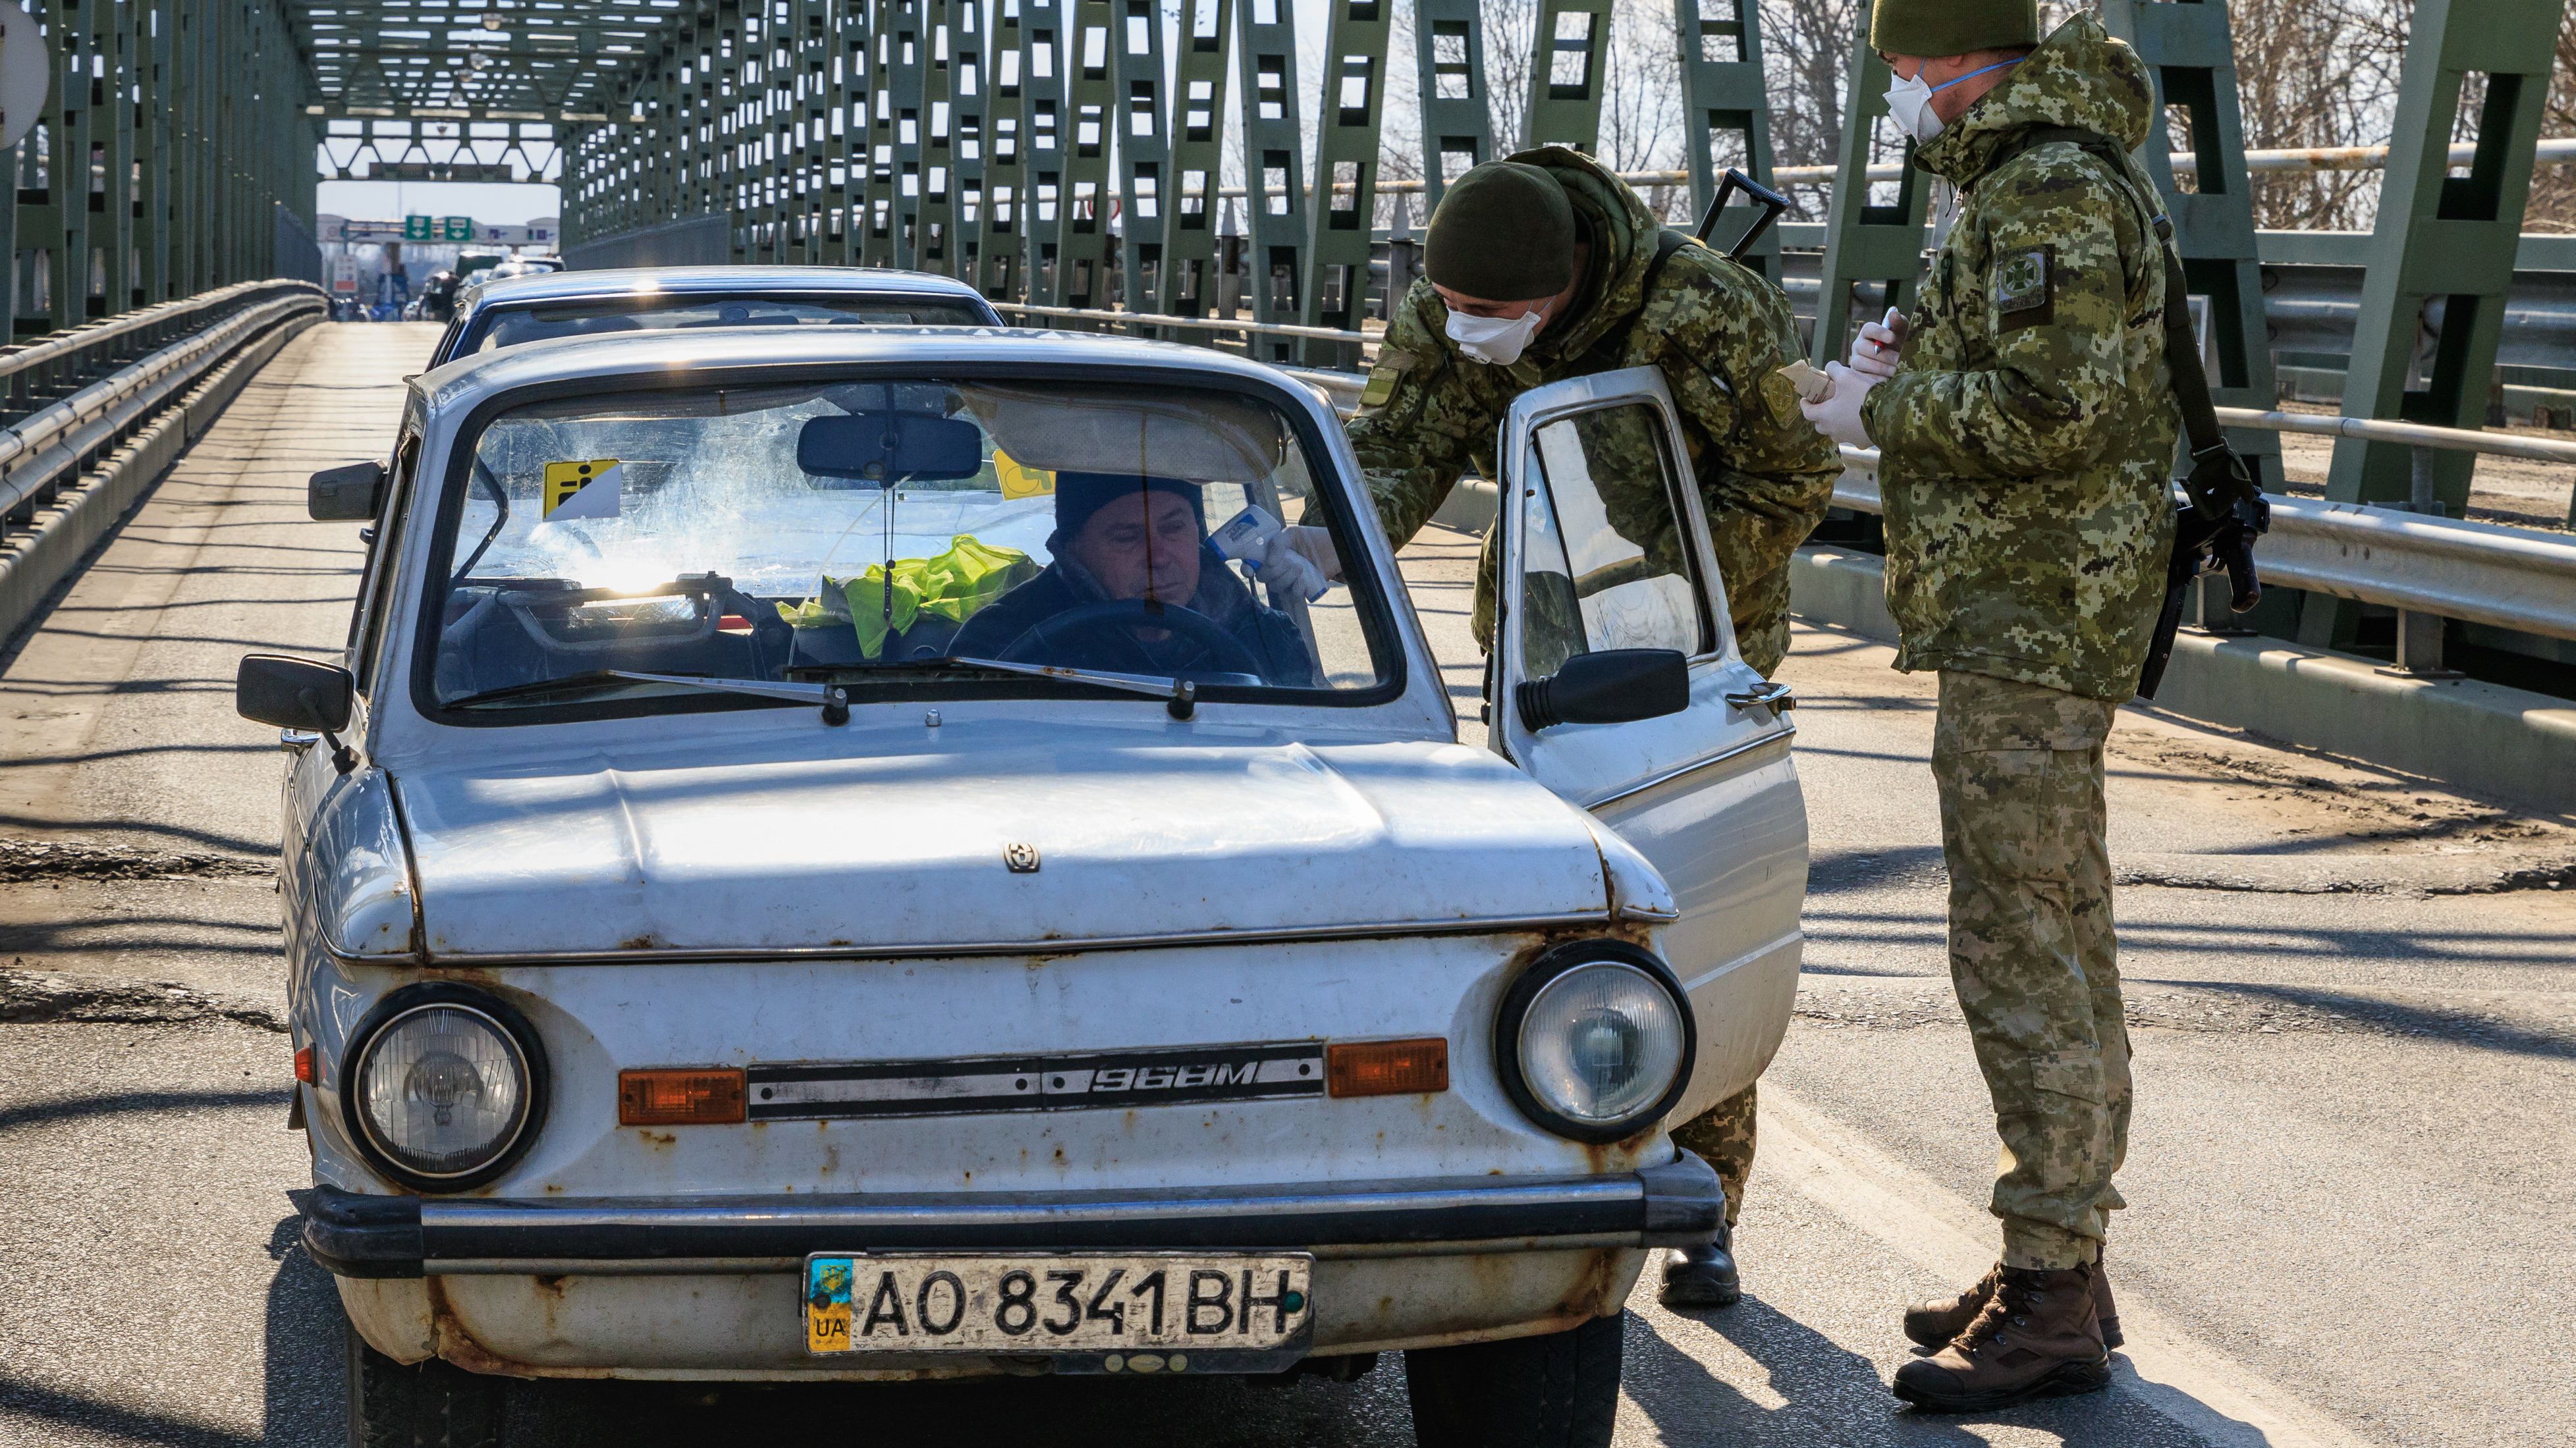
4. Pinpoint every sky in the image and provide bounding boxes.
[315,179,562,227]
